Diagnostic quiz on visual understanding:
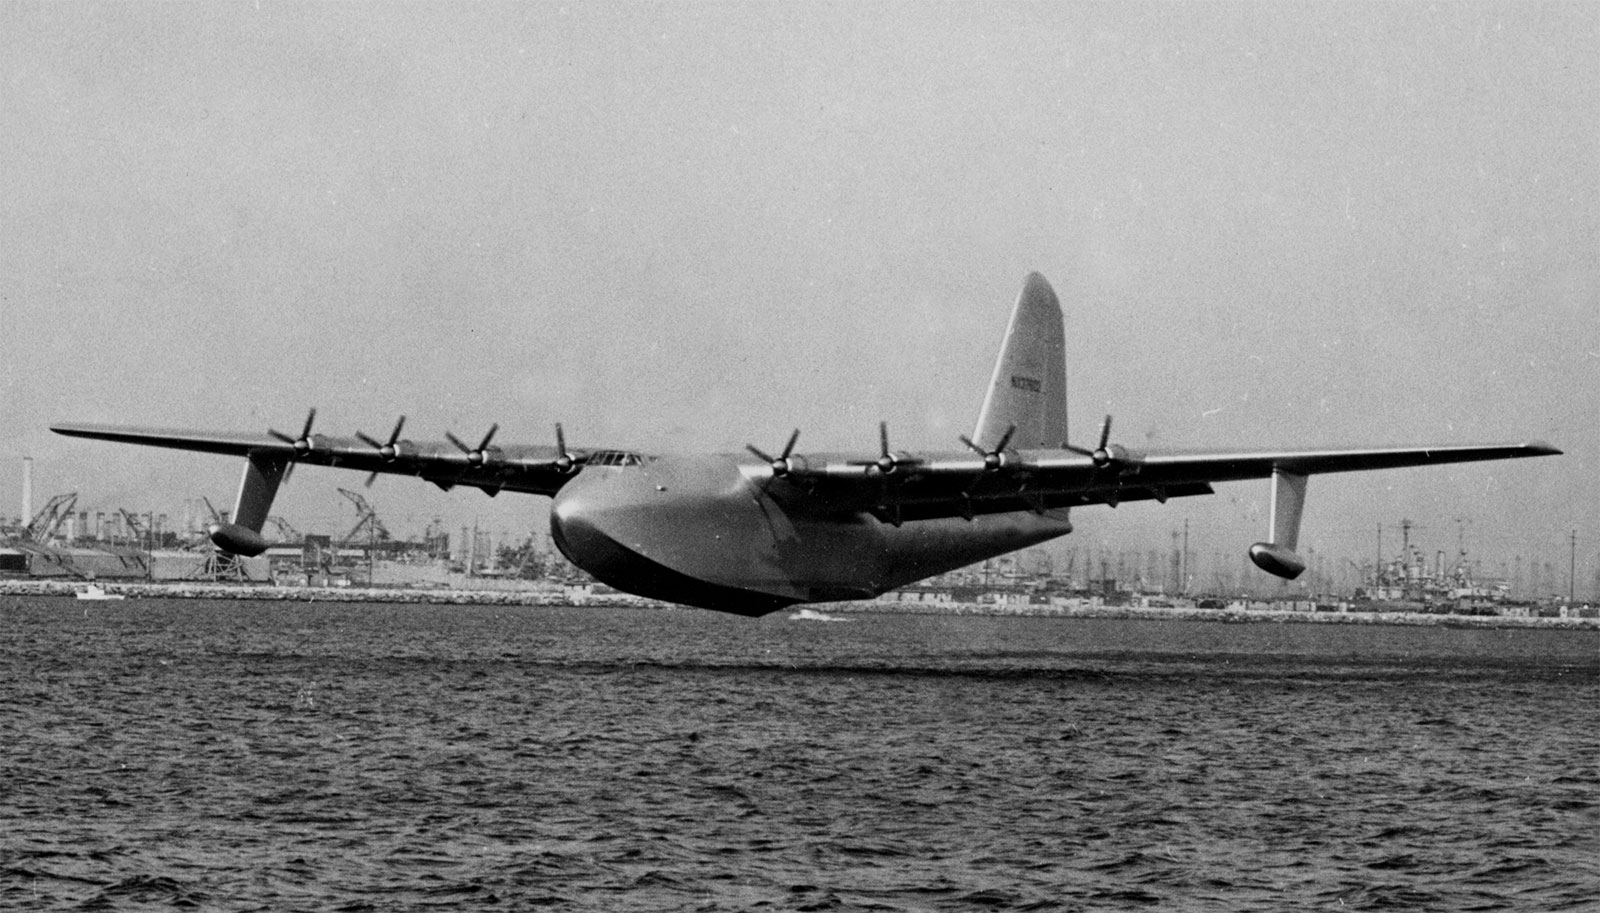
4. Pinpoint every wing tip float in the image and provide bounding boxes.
[48,272,1563,612]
